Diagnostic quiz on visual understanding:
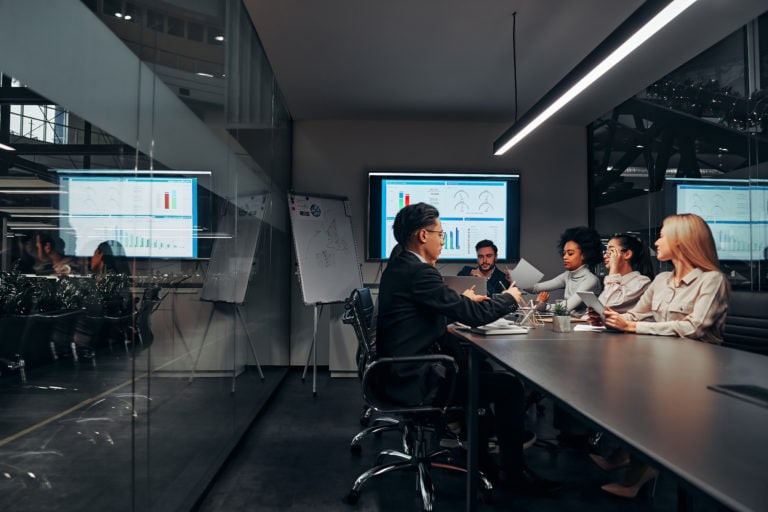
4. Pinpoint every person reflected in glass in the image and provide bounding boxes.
[91,240,130,276]
[457,239,512,295]
[589,214,729,498]
[530,226,602,314]
[35,232,79,275]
